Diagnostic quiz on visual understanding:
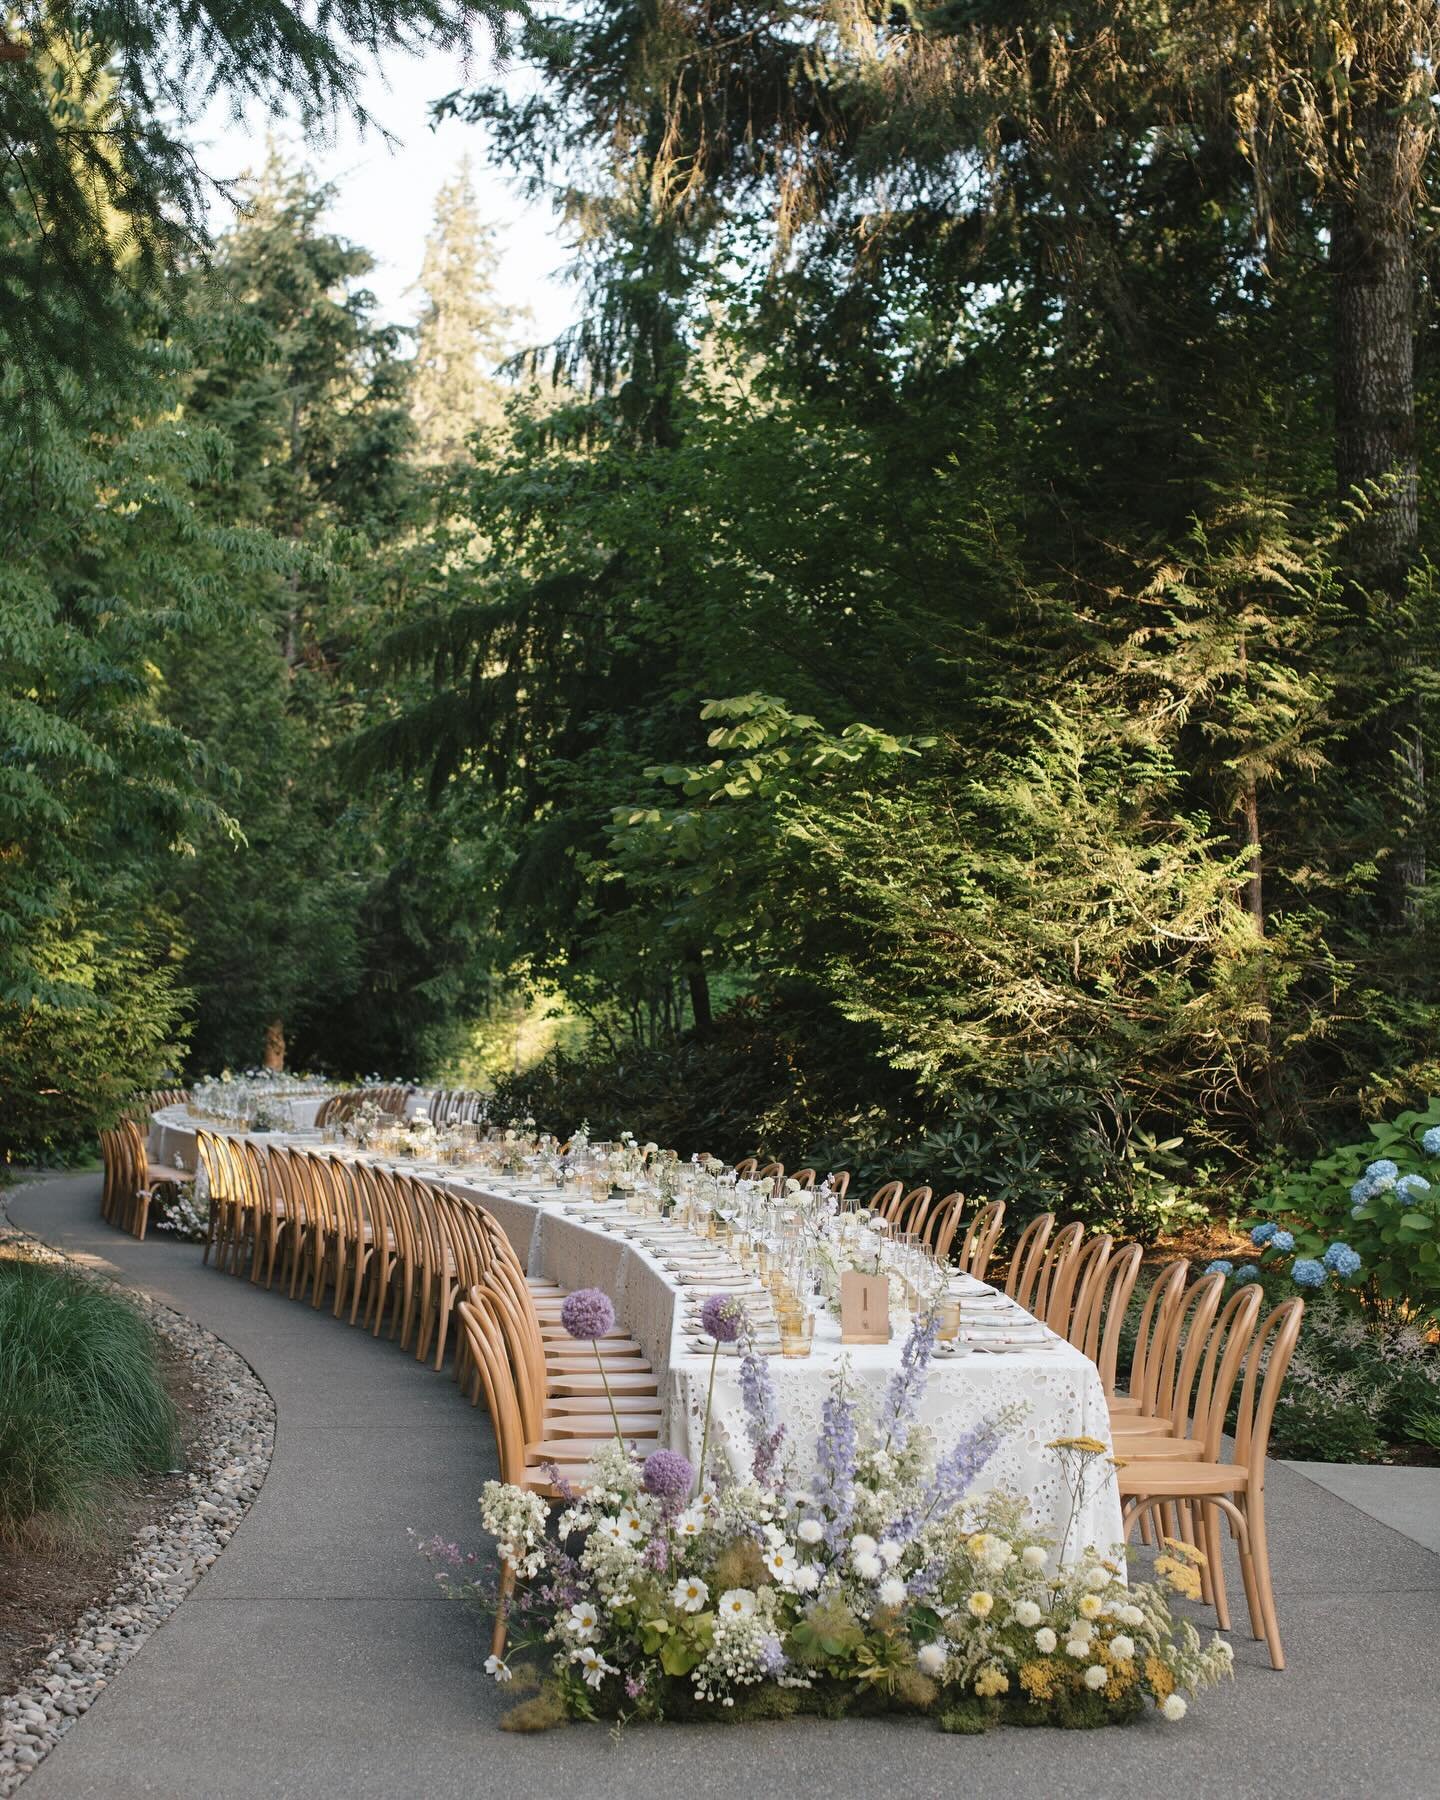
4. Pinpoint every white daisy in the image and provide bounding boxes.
[671,1576,709,1614]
